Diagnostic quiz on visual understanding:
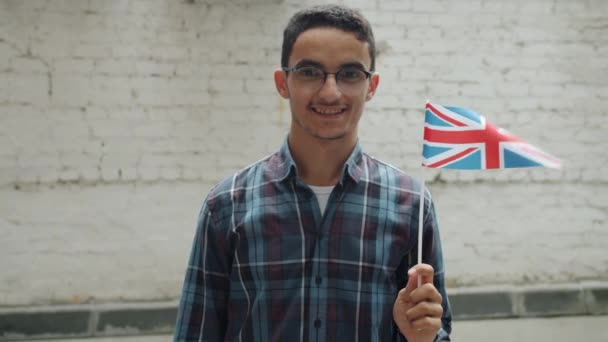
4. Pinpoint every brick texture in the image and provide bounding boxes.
[0,0,607,305]
[0,0,605,186]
